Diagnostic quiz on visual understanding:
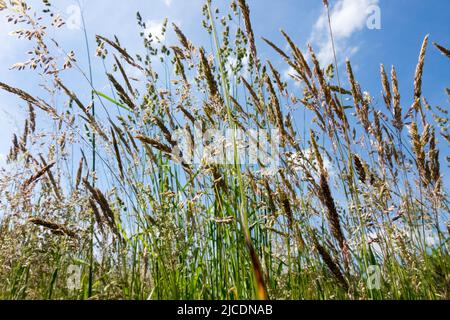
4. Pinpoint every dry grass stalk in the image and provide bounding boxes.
[213,216,235,225]
[107,73,135,110]
[433,42,450,58]
[23,161,56,189]
[267,37,315,94]
[83,178,119,236]
[391,66,402,130]
[171,45,186,60]
[241,76,263,114]
[151,117,176,146]
[173,52,188,83]
[243,230,268,300]
[38,155,62,200]
[346,60,361,106]
[312,233,348,291]
[346,61,370,132]
[410,122,428,186]
[280,30,312,78]
[414,35,429,101]
[353,155,366,184]
[285,115,300,151]
[279,188,305,250]
[267,61,286,95]
[88,198,105,235]
[264,74,286,144]
[210,166,226,192]
[110,120,132,154]
[20,119,29,146]
[199,47,220,98]
[113,54,134,94]
[172,23,192,55]
[263,180,276,215]
[178,104,196,124]
[28,103,36,133]
[8,134,20,162]
[56,79,109,142]
[136,135,172,155]
[372,111,386,172]
[237,0,258,66]
[229,96,249,119]
[261,37,289,60]
[428,130,440,185]
[309,45,333,109]
[319,174,348,259]
[96,35,143,70]
[0,0,447,301]
[0,82,56,115]
[110,128,124,179]
[75,158,83,190]
[28,217,77,238]
[380,64,392,109]
[310,130,325,176]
